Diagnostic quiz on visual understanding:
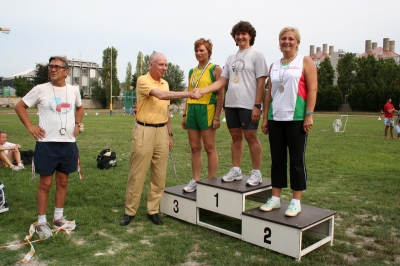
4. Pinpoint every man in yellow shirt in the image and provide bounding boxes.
[120,52,201,226]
